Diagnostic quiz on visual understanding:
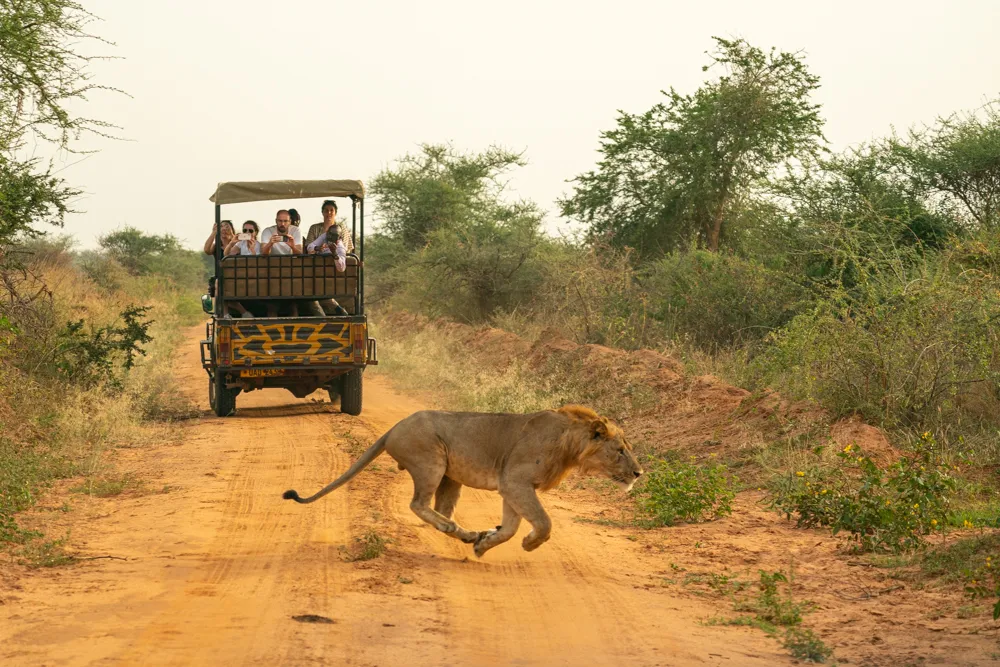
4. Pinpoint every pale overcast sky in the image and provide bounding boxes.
[54,0,1000,249]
